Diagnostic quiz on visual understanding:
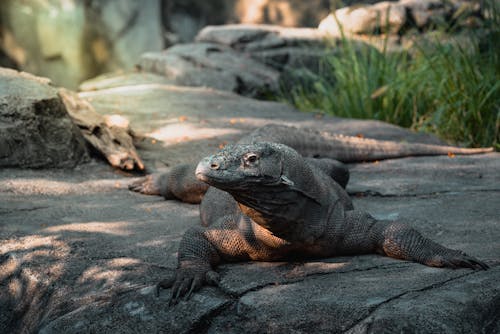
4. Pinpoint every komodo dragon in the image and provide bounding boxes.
[129,124,491,304]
